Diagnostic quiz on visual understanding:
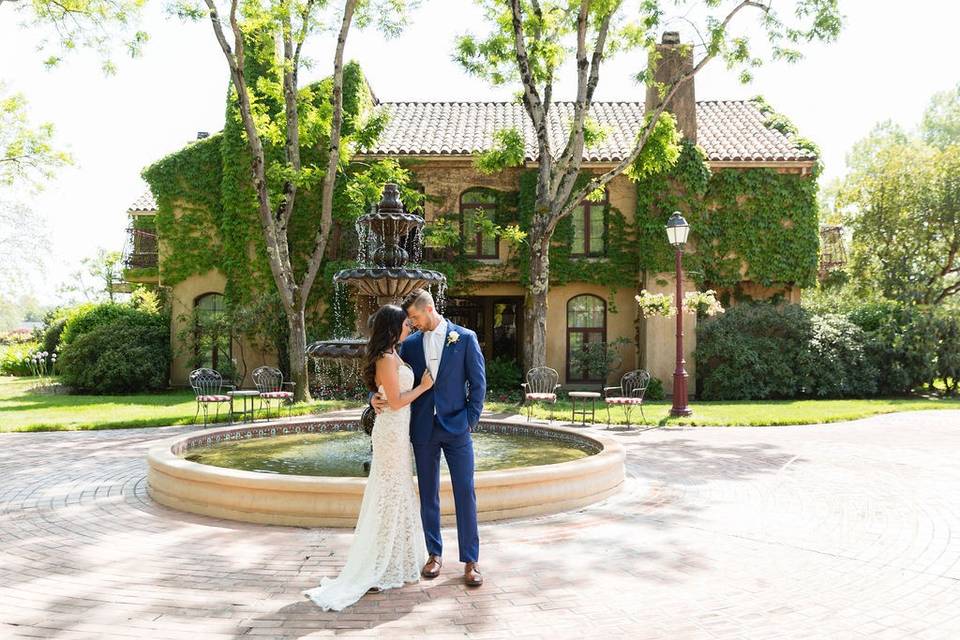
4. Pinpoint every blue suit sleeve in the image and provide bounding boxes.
[464,331,486,427]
